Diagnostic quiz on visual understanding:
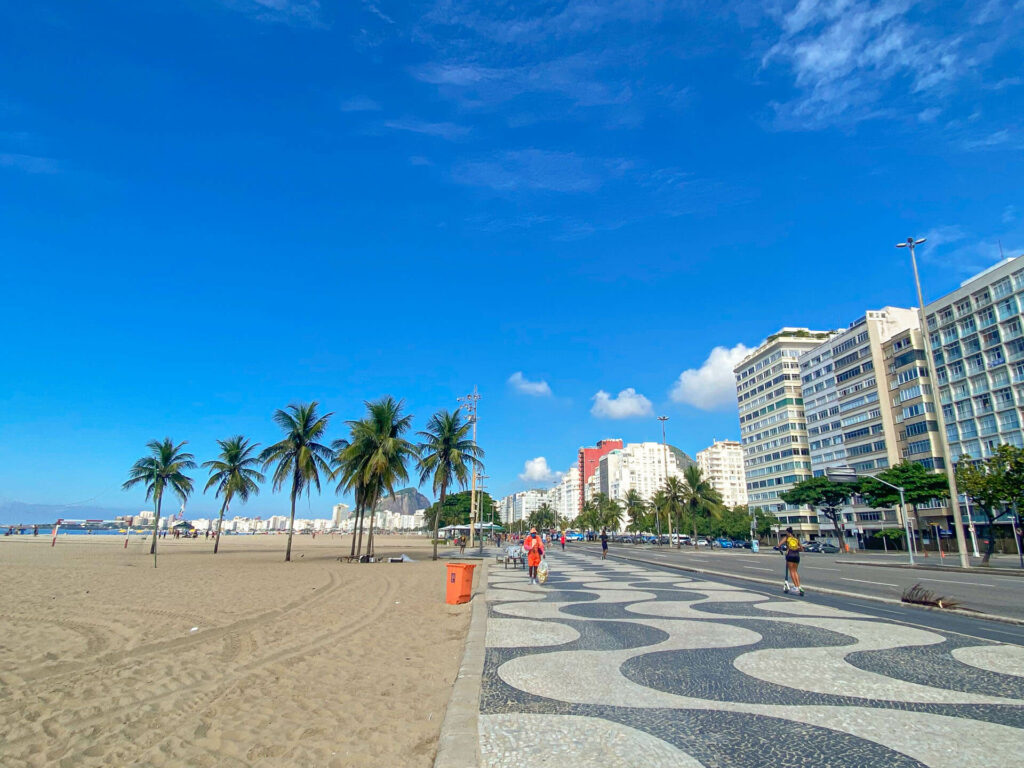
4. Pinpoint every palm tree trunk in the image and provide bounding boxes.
[355,507,366,559]
[366,502,377,558]
[350,502,360,558]
[150,493,162,565]
[214,498,227,554]
[285,491,297,562]
[691,508,698,550]
[432,486,447,561]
